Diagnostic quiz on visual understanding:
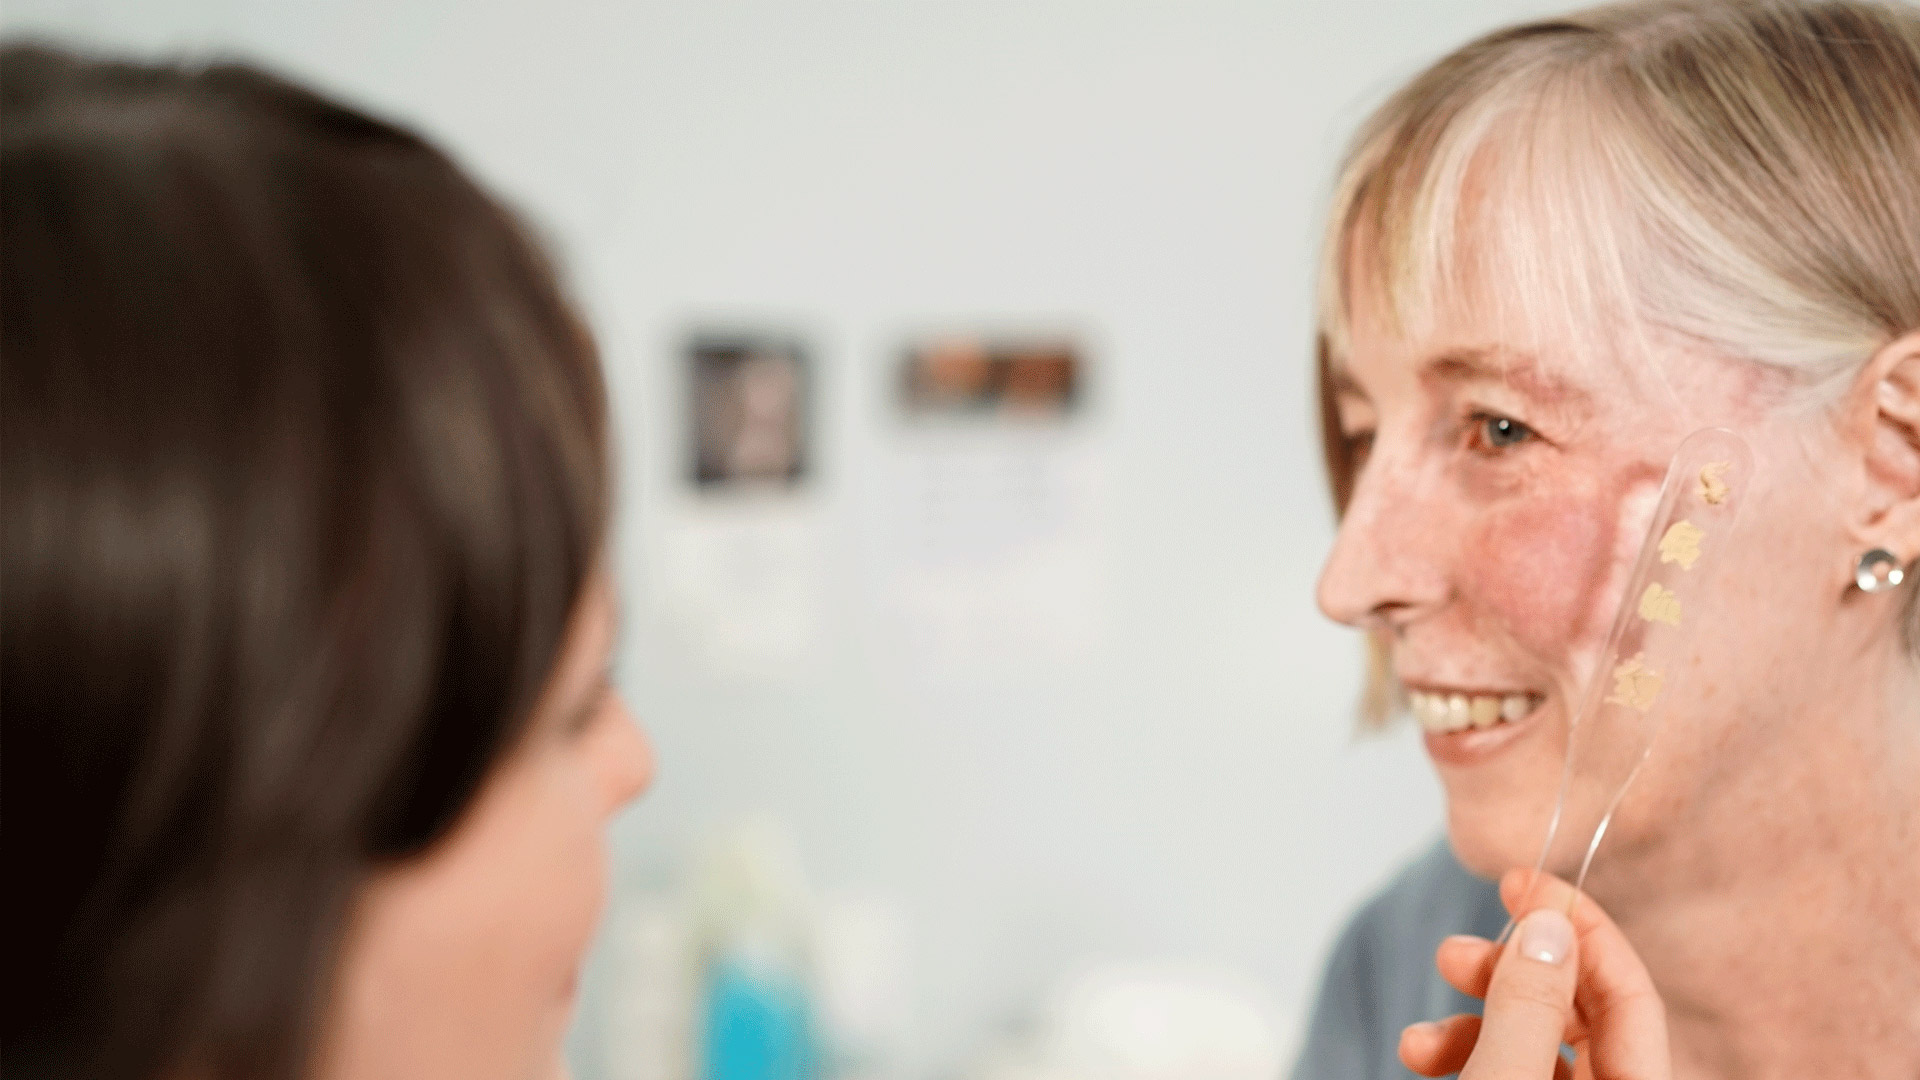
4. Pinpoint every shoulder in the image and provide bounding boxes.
[1289,837,1507,1080]
[1348,837,1506,960]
